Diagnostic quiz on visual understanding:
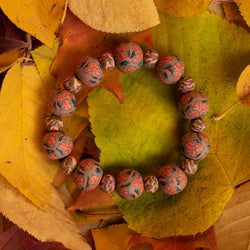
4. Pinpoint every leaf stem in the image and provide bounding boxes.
[24,34,32,62]
[211,100,241,121]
